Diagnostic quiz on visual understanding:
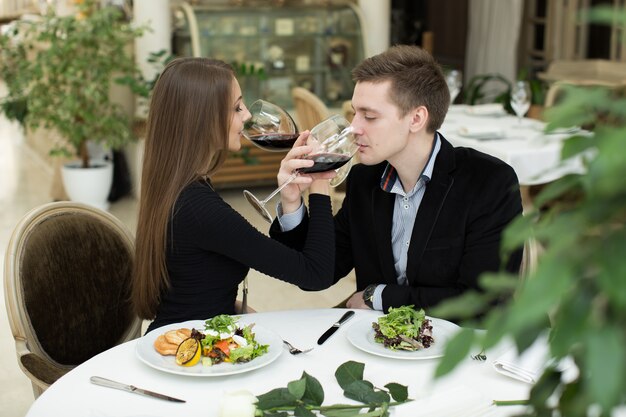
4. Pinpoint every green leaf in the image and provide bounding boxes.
[549,287,592,358]
[256,387,298,410]
[368,391,391,405]
[294,405,316,417]
[479,272,519,294]
[342,380,375,403]
[429,290,493,320]
[596,233,626,309]
[288,378,306,401]
[335,361,364,390]
[586,326,625,410]
[533,174,583,209]
[434,328,474,378]
[301,371,324,406]
[528,367,562,411]
[505,255,572,332]
[384,382,408,402]
[558,380,589,417]
[343,380,390,404]
[560,134,595,160]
